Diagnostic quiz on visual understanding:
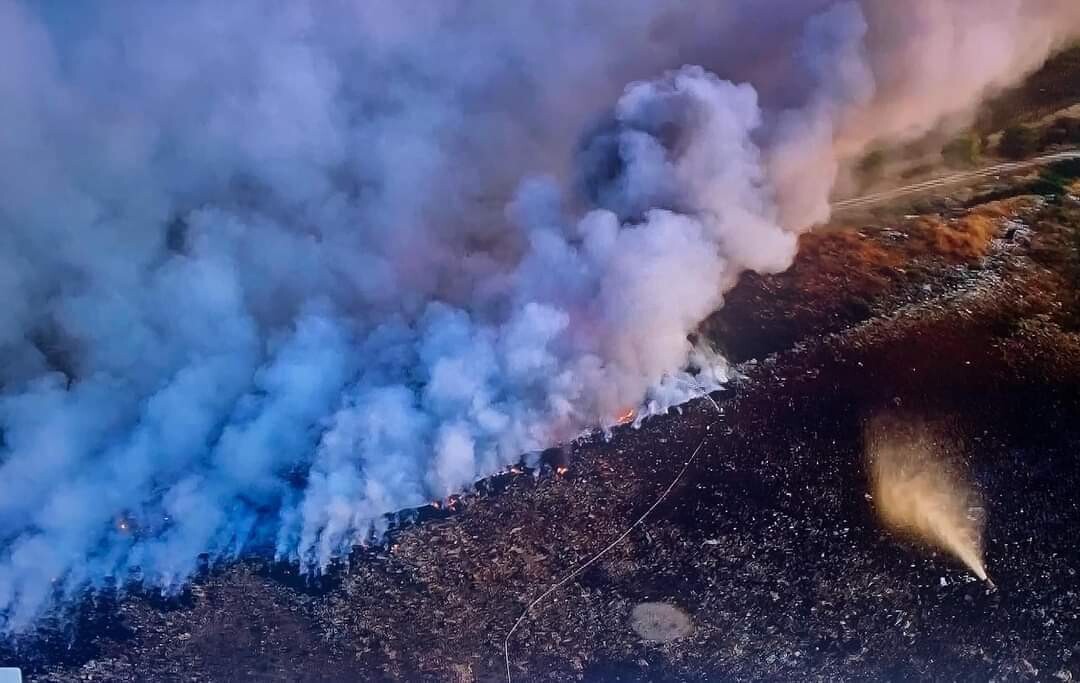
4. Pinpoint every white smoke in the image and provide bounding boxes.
[0,0,1077,630]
